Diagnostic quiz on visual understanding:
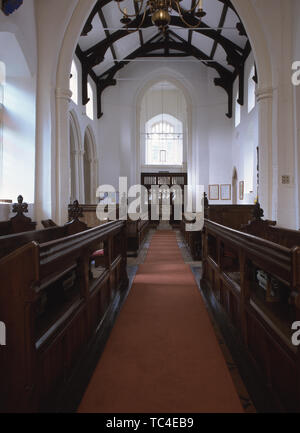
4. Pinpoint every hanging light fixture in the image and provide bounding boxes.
[115,0,206,34]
